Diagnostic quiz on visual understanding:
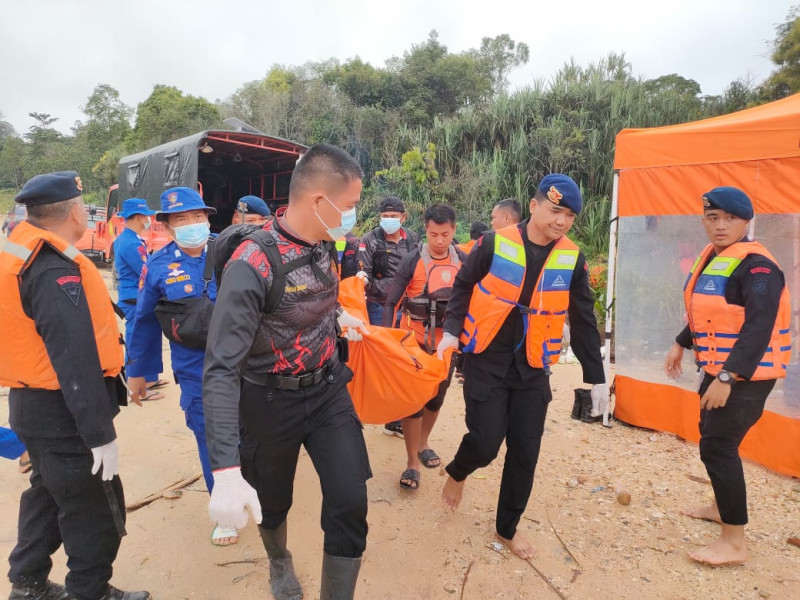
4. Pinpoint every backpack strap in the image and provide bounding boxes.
[201,239,215,296]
